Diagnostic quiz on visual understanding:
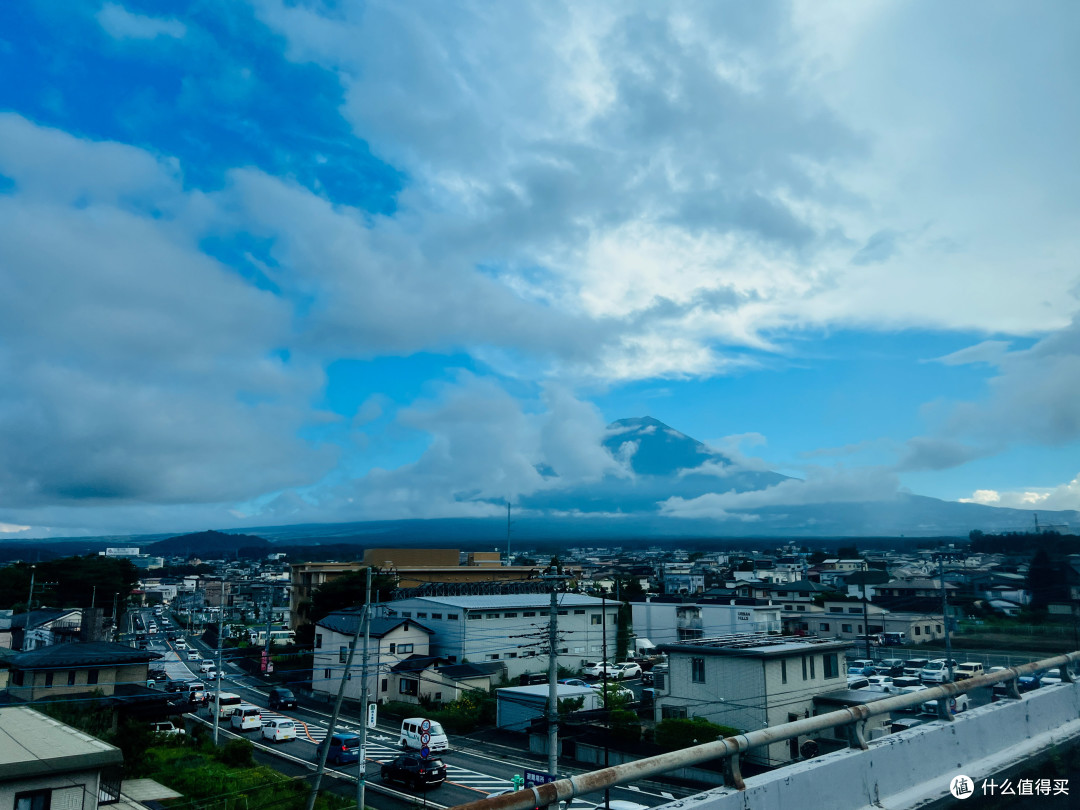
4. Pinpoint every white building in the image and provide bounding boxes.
[386,594,620,679]
[312,612,434,704]
[656,635,852,766]
[632,599,782,645]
